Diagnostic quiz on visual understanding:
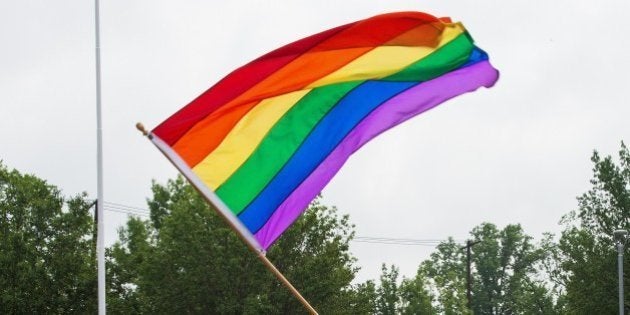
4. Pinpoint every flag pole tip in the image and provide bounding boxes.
[136,122,148,136]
